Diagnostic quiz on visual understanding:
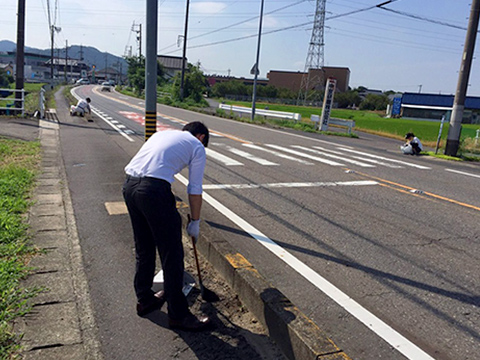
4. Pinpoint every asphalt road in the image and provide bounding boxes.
[65,85,479,360]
